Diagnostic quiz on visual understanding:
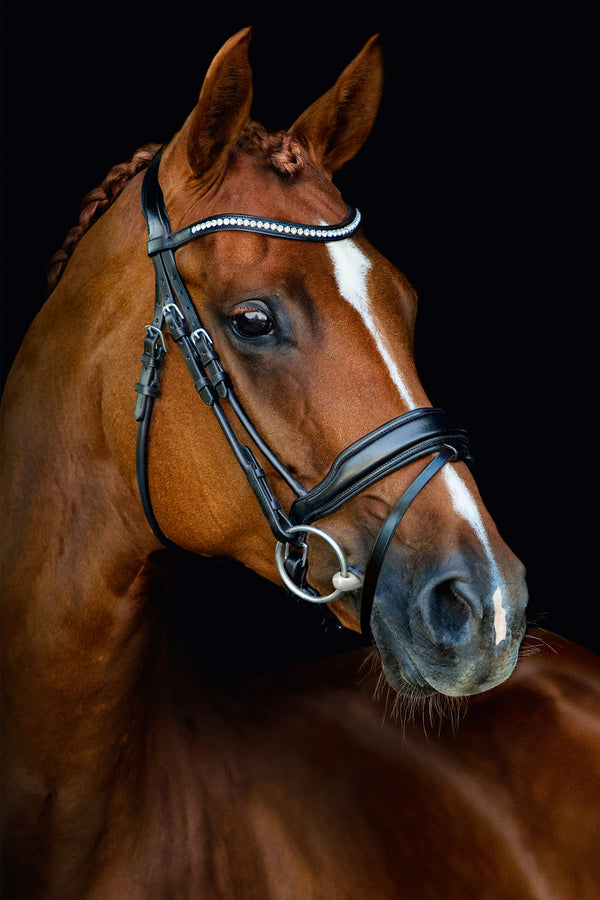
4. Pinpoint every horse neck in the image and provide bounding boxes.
[2,172,156,562]
[0,175,174,821]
